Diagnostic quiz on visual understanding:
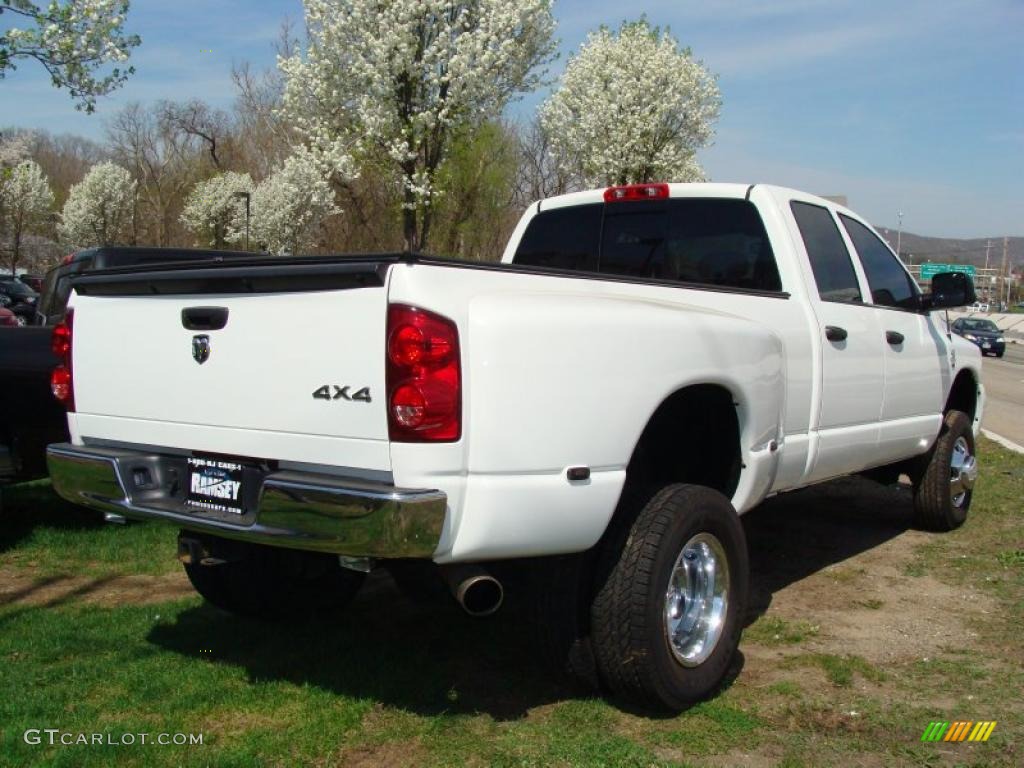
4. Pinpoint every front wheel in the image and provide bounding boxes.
[912,410,977,531]
[591,484,748,711]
